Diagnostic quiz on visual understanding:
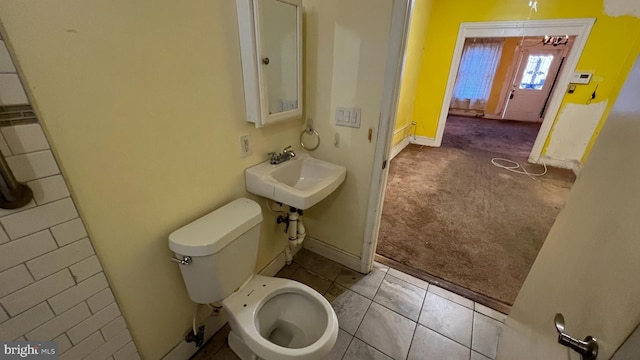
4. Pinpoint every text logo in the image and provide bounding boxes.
[1,342,58,359]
